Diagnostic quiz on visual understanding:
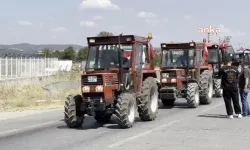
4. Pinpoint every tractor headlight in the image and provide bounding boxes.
[171,78,176,83]
[95,85,103,92]
[161,78,167,83]
[82,86,90,92]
